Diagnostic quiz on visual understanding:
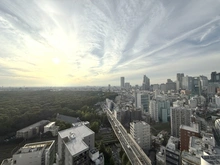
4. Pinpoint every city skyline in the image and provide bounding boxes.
[0,0,220,86]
